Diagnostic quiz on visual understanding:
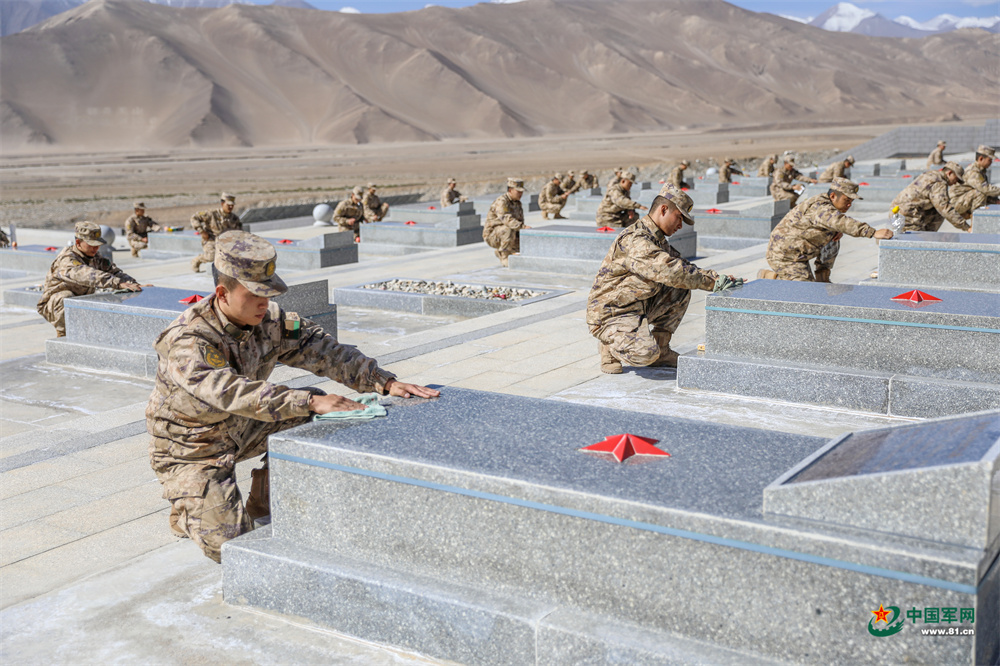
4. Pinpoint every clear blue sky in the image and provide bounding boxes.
[274,0,999,22]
